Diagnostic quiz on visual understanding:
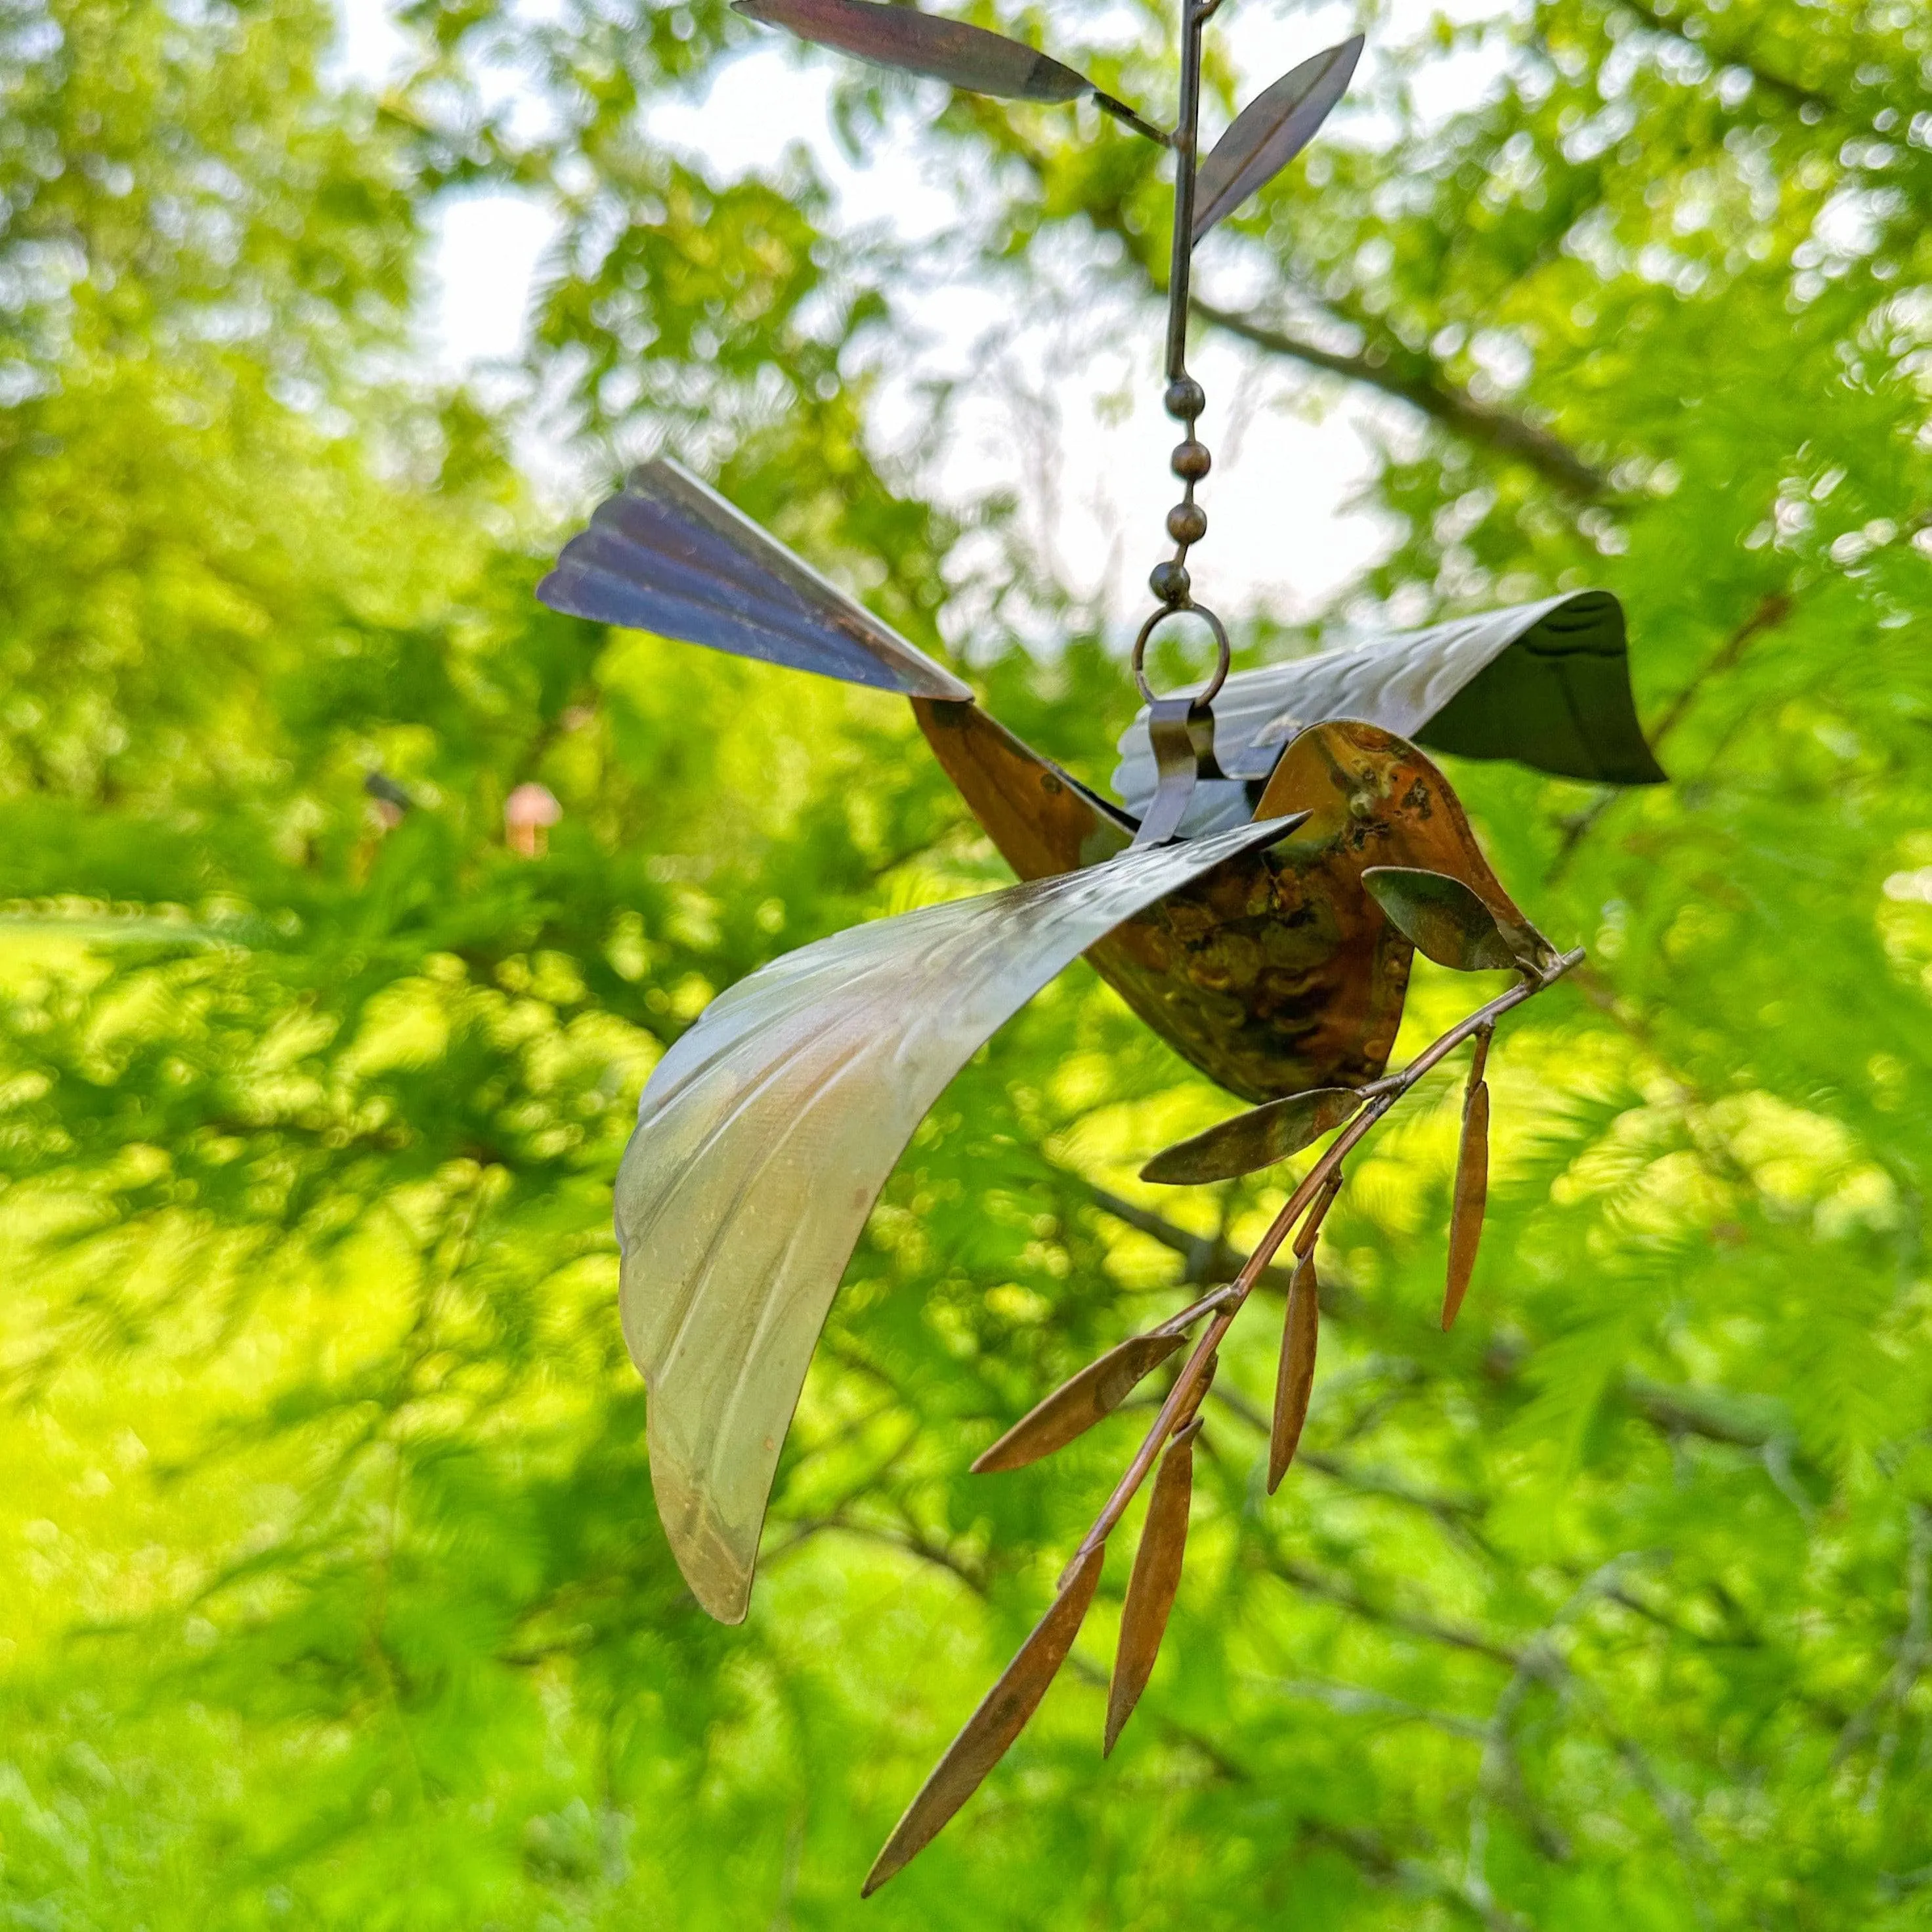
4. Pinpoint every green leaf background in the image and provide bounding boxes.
[5,0,1931,1923]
